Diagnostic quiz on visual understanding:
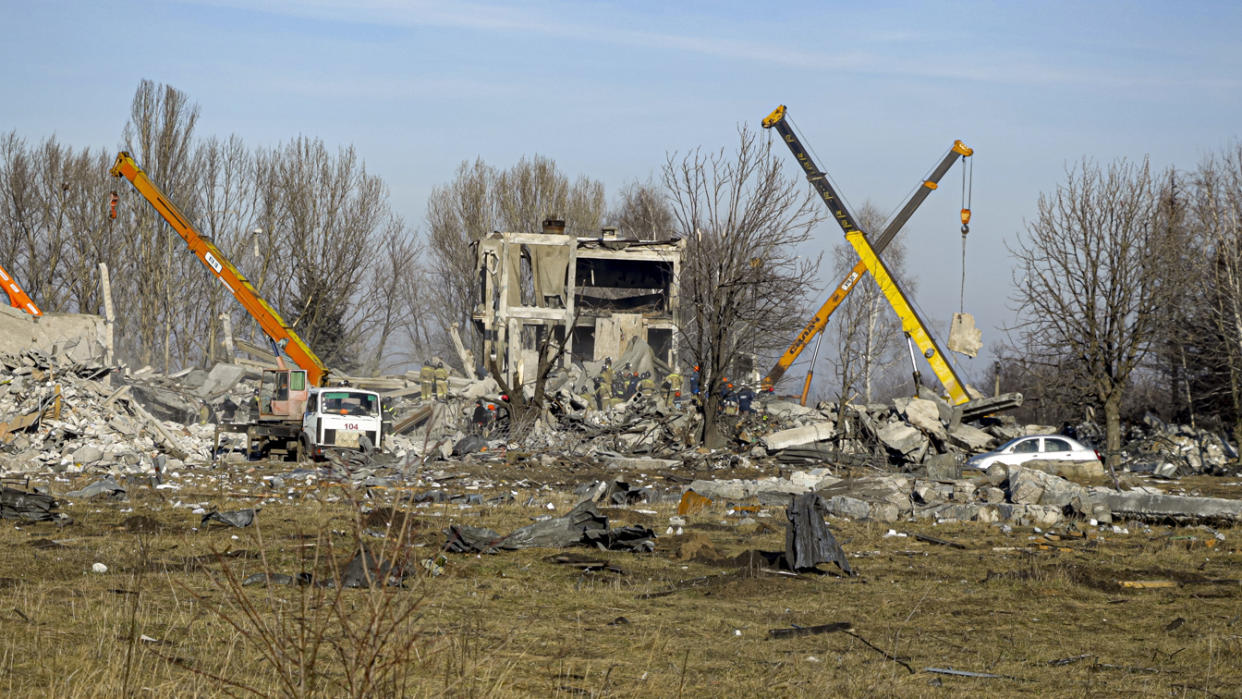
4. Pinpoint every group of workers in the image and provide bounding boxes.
[591,358,763,414]
[418,359,451,401]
